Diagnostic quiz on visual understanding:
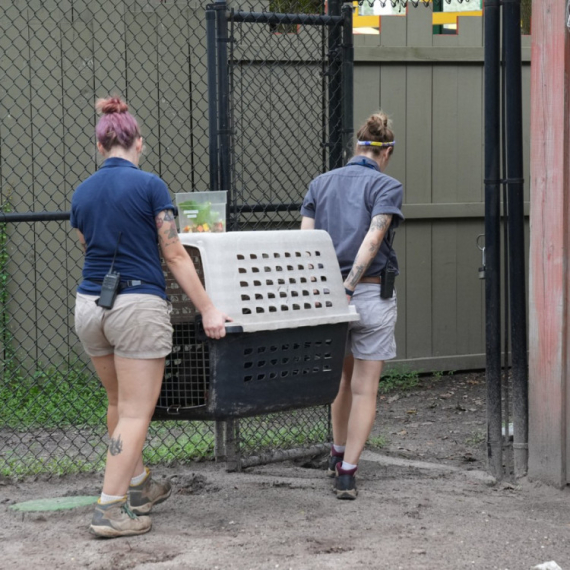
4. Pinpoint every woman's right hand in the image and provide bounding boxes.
[201,305,233,339]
